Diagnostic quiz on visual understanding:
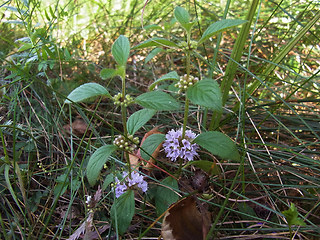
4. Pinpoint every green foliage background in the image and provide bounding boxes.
[0,0,319,239]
